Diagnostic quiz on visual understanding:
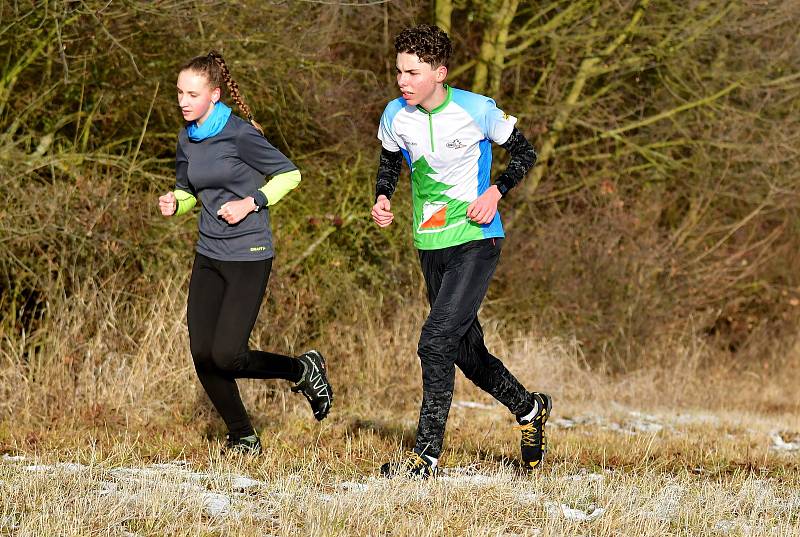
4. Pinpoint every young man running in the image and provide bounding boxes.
[372,24,550,477]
